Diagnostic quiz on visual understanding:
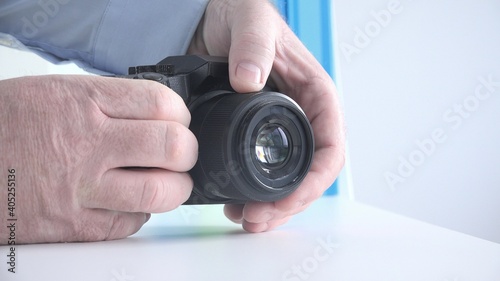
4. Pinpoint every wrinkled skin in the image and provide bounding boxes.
[188,0,345,232]
[0,75,197,243]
